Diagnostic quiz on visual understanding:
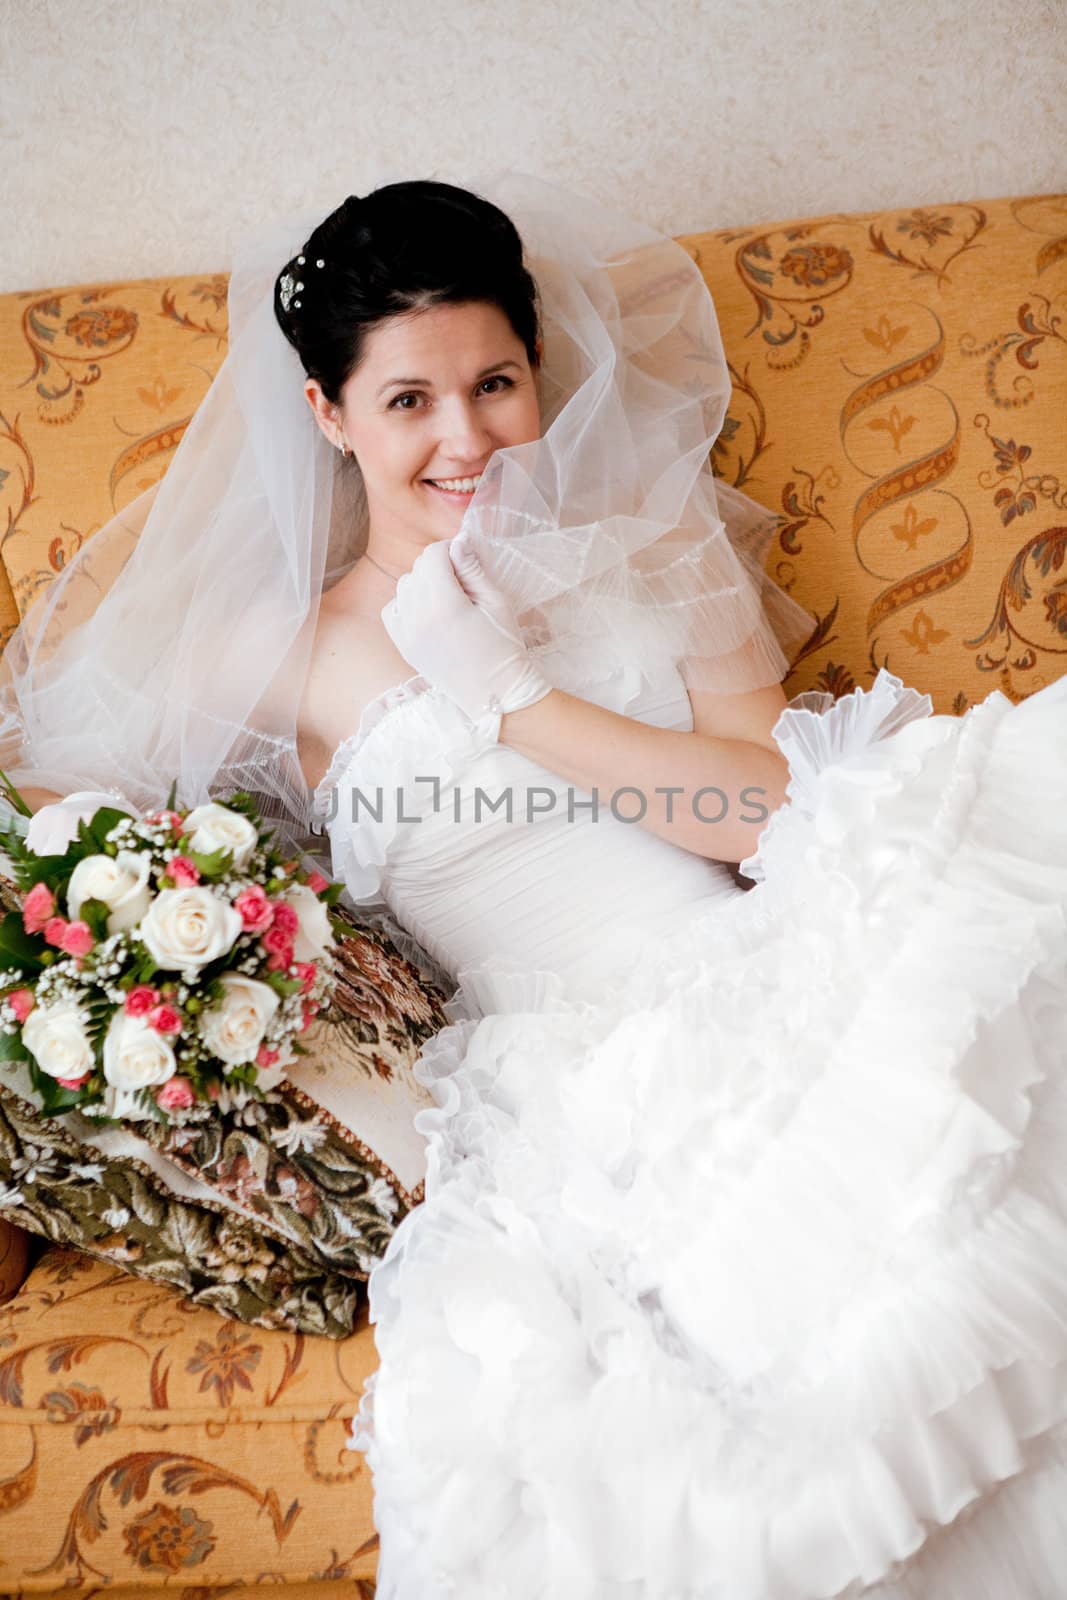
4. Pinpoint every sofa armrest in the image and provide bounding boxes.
[0,1217,30,1304]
